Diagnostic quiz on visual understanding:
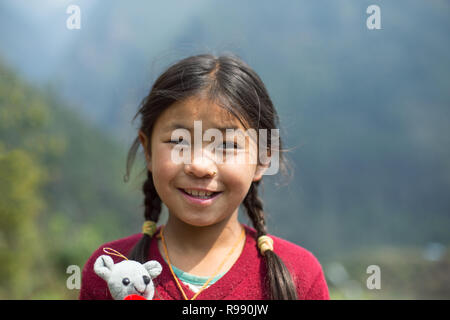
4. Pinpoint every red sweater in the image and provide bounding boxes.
[79,224,329,300]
